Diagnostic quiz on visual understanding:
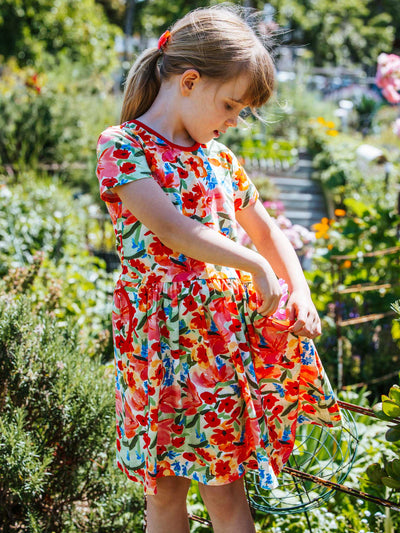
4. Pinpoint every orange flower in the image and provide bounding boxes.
[334,208,346,217]
[341,260,352,269]
[312,217,330,239]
